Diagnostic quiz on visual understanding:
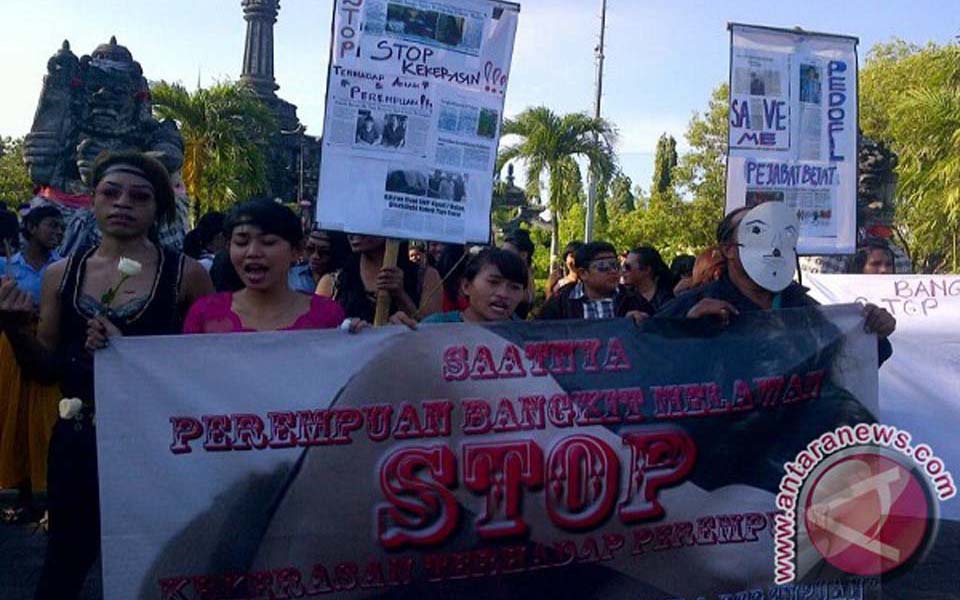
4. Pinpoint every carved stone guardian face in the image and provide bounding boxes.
[22,37,188,255]
[76,58,142,139]
[23,36,184,192]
